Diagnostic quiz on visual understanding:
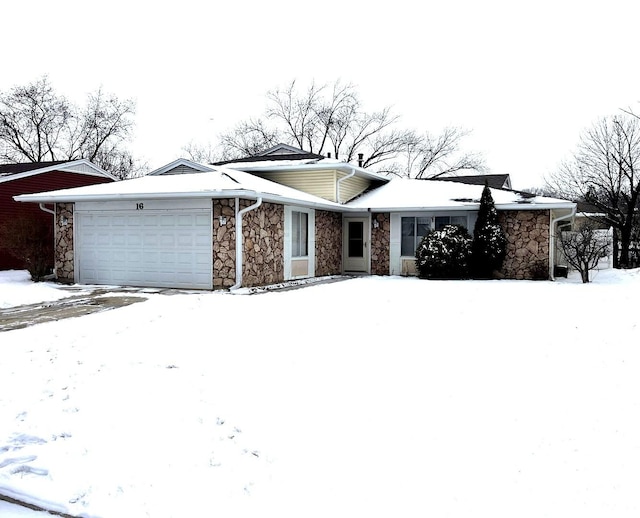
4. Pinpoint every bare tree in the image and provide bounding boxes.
[217,79,414,166]
[219,119,280,160]
[558,220,612,283]
[0,76,71,162]
[215,79,485,178]
[546,114,640,268]
[0,76,139,178]
[382,127,486,178]
[181,141,221,164]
